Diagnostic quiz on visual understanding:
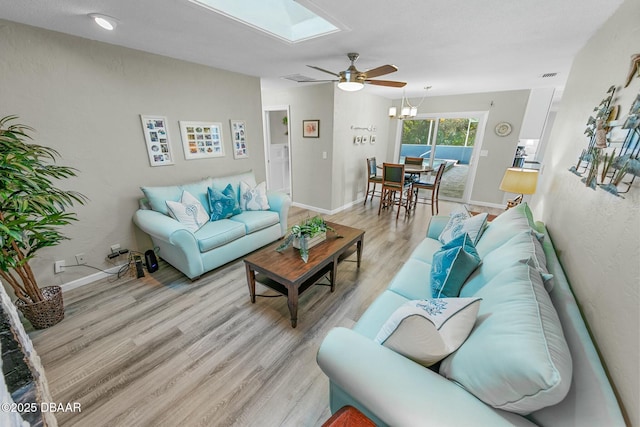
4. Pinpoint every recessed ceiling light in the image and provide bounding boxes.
[89,14,118,31]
